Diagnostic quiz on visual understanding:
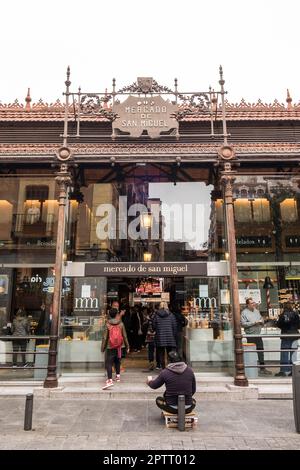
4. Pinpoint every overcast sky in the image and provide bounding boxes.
[1,0,300,104]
